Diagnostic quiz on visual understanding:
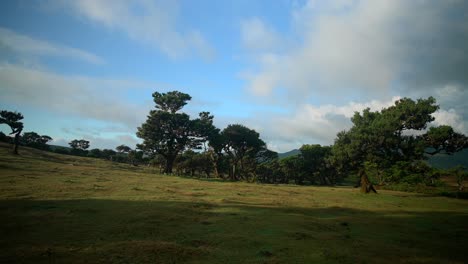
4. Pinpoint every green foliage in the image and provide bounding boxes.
[116,144,132,153]
[424,125,468,155]
[330,97,468,188]
[69,139,90,156]
[0,110,24,154]
[0,131,12,143]
[88,148,103,158]
[69,139,90,150]
[137,91,217,174]
[152,91,192,113]
[221,124,266,180]
[21,131,52,150]
[300,144,333,184]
